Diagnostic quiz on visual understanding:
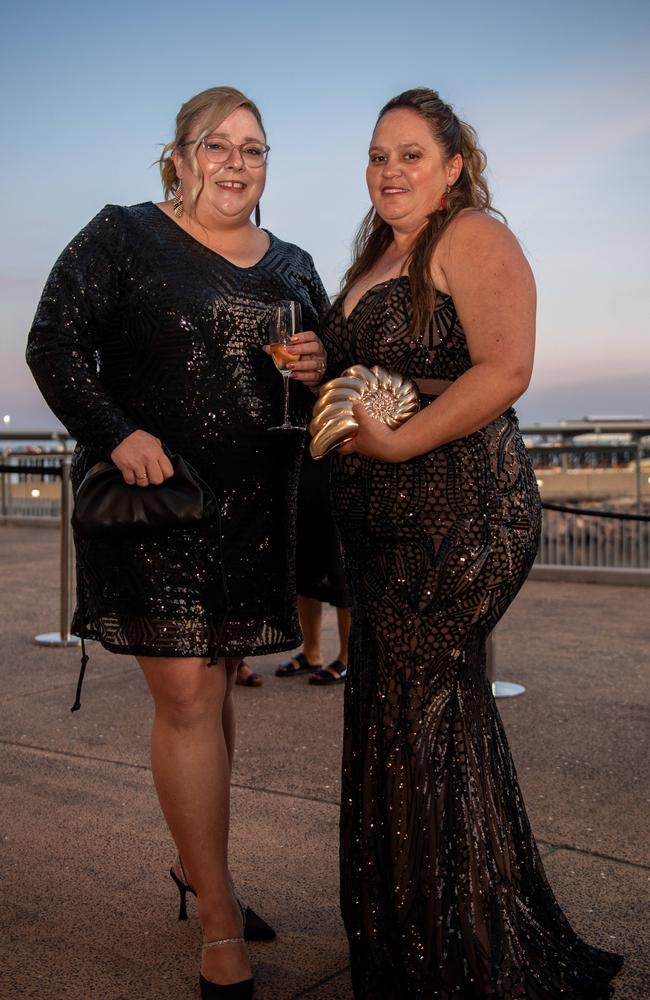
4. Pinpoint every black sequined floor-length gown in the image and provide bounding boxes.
[322,277,623,999]
[27,203,328,662]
